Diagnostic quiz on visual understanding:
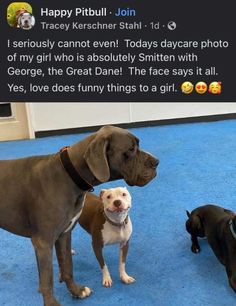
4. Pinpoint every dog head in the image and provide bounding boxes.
[100,187,132,213]
[17,12,35,29]
[185,210,205,237]
[84,126,159,186]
